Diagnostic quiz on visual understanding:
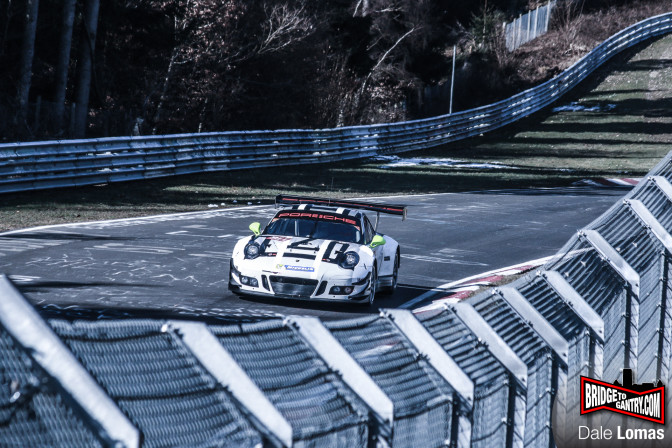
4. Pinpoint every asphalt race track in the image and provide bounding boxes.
[0,187,627,320]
